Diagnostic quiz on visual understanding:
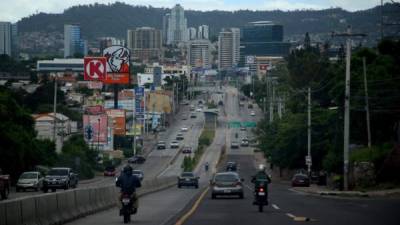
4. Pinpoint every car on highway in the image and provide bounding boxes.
[177,172,199,188]
[190,105,195,111]
[241,138,249,147]
[170,141,180,149]
[103,166,117,176]
[190,113,197,118]
[128,155,146,164]
[210,172,244,199]
[181,126,189,132]
[157,141,166,150]
[226,162,238,171]
[248,103,253,109]
[16,171,43,192]
[250,111,256,116]
[291,173,310,187]
[176,133,185,140]
[196,108,202,112]
[182,146,193,154]
[132,170,144,181]
[43,167,78,192]
[240,126,246,131]
[231,141,239,149]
